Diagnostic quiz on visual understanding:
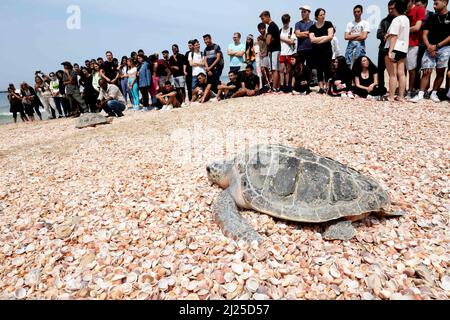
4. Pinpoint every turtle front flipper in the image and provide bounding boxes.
[323,220,356,241]
[213,190,260,243]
